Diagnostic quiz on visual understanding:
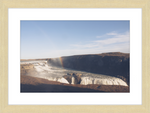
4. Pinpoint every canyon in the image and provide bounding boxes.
[21,52,130,92]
